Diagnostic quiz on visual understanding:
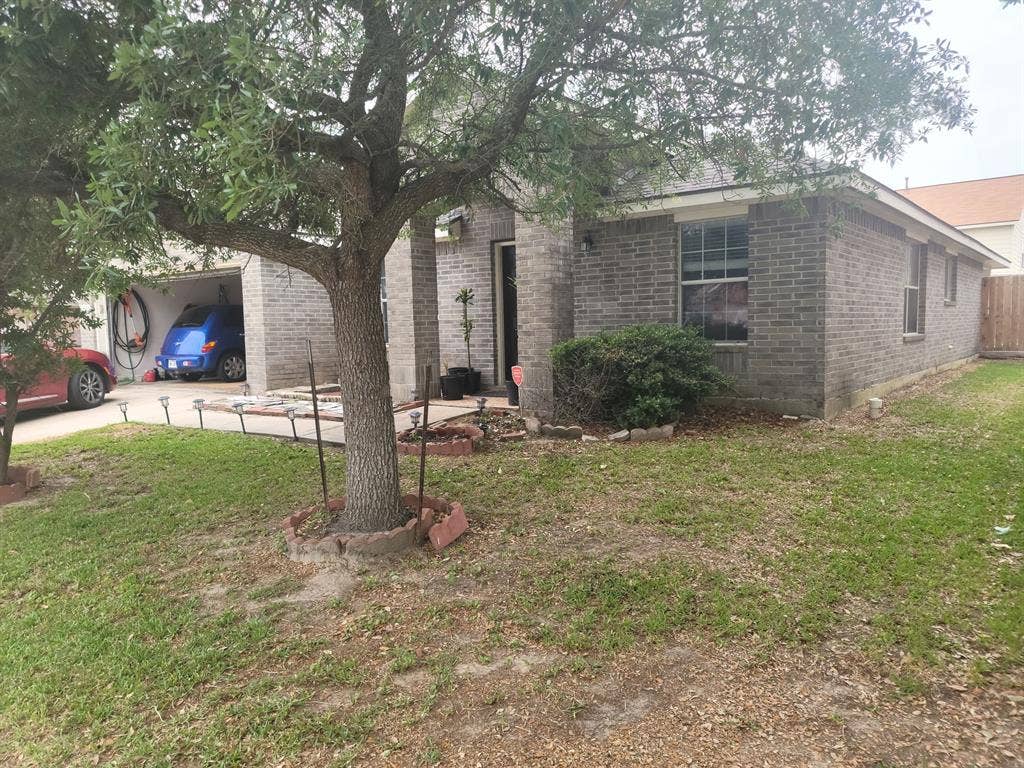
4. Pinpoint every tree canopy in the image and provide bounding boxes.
[39,0,976,273]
